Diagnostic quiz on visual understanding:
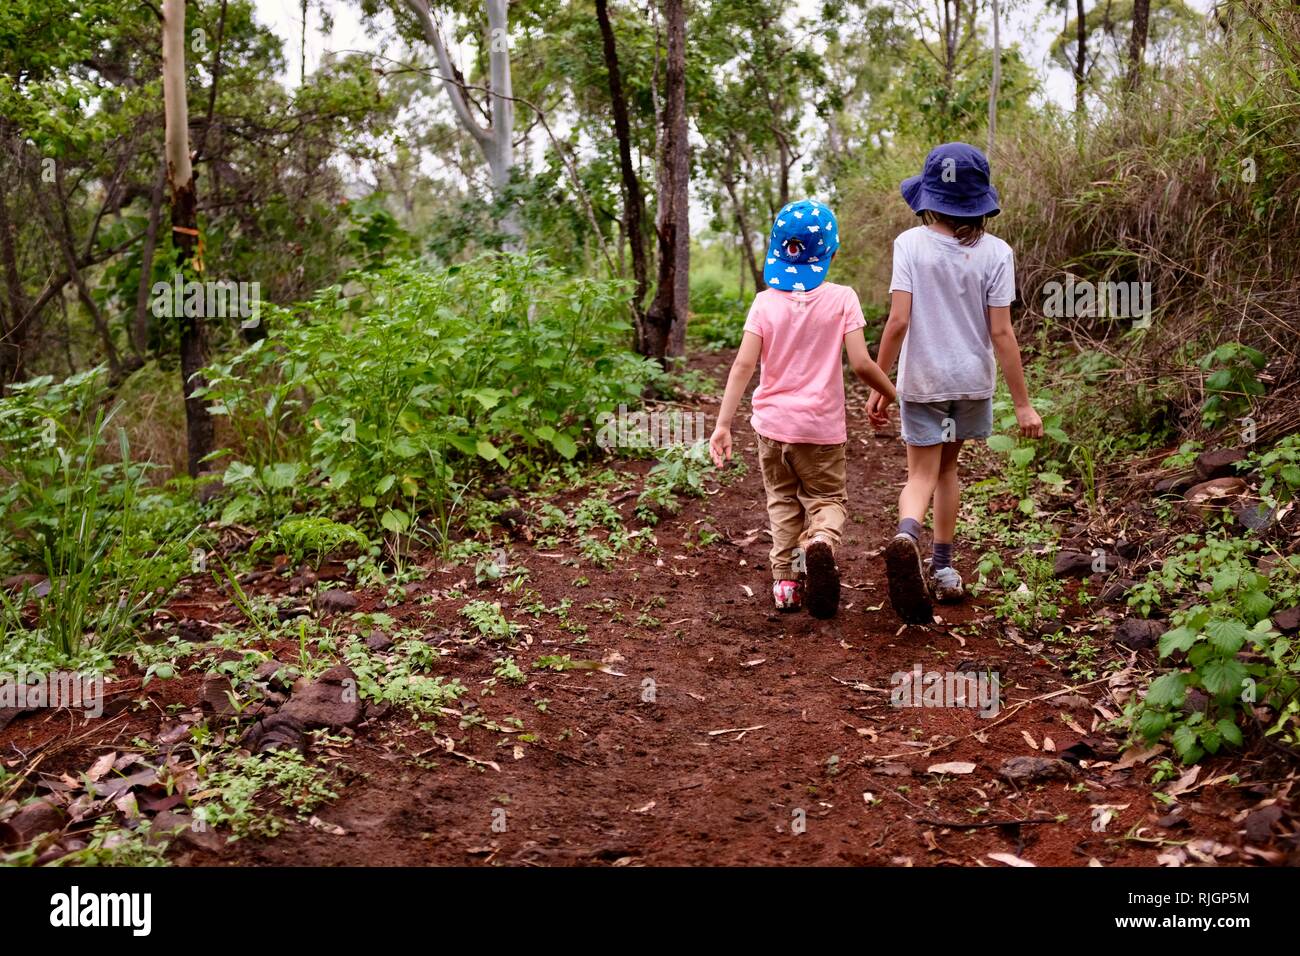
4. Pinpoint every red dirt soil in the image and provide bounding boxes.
[1,351,1277,867]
